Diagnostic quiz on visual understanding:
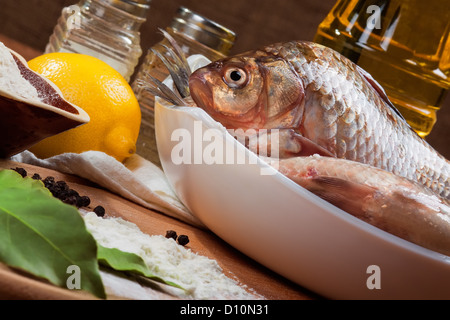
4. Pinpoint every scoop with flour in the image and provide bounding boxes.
[0,42,89,158]
[0,42,41,102]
